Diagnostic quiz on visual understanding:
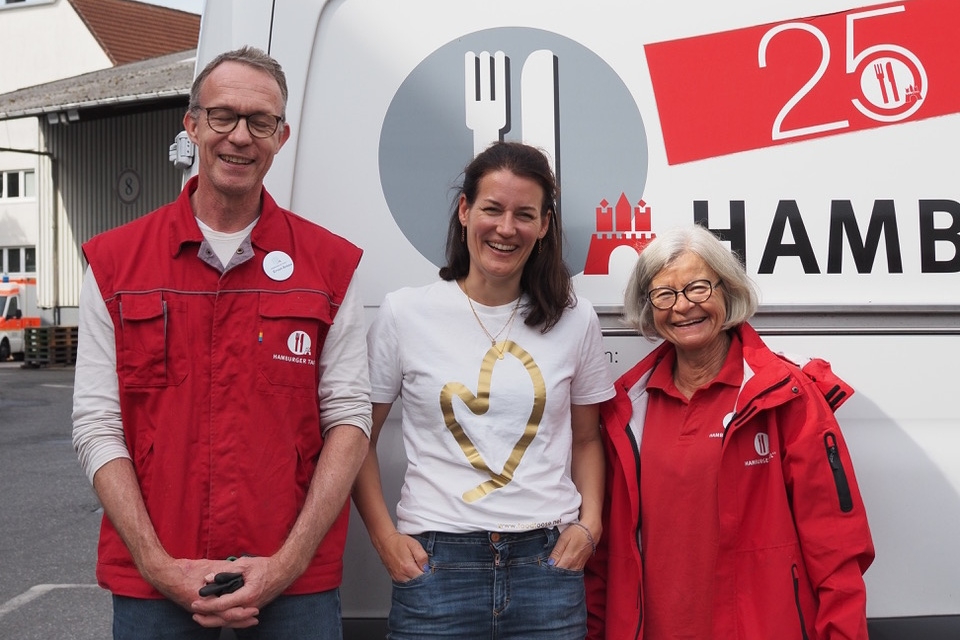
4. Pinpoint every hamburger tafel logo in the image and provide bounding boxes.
[379,27,653,276]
